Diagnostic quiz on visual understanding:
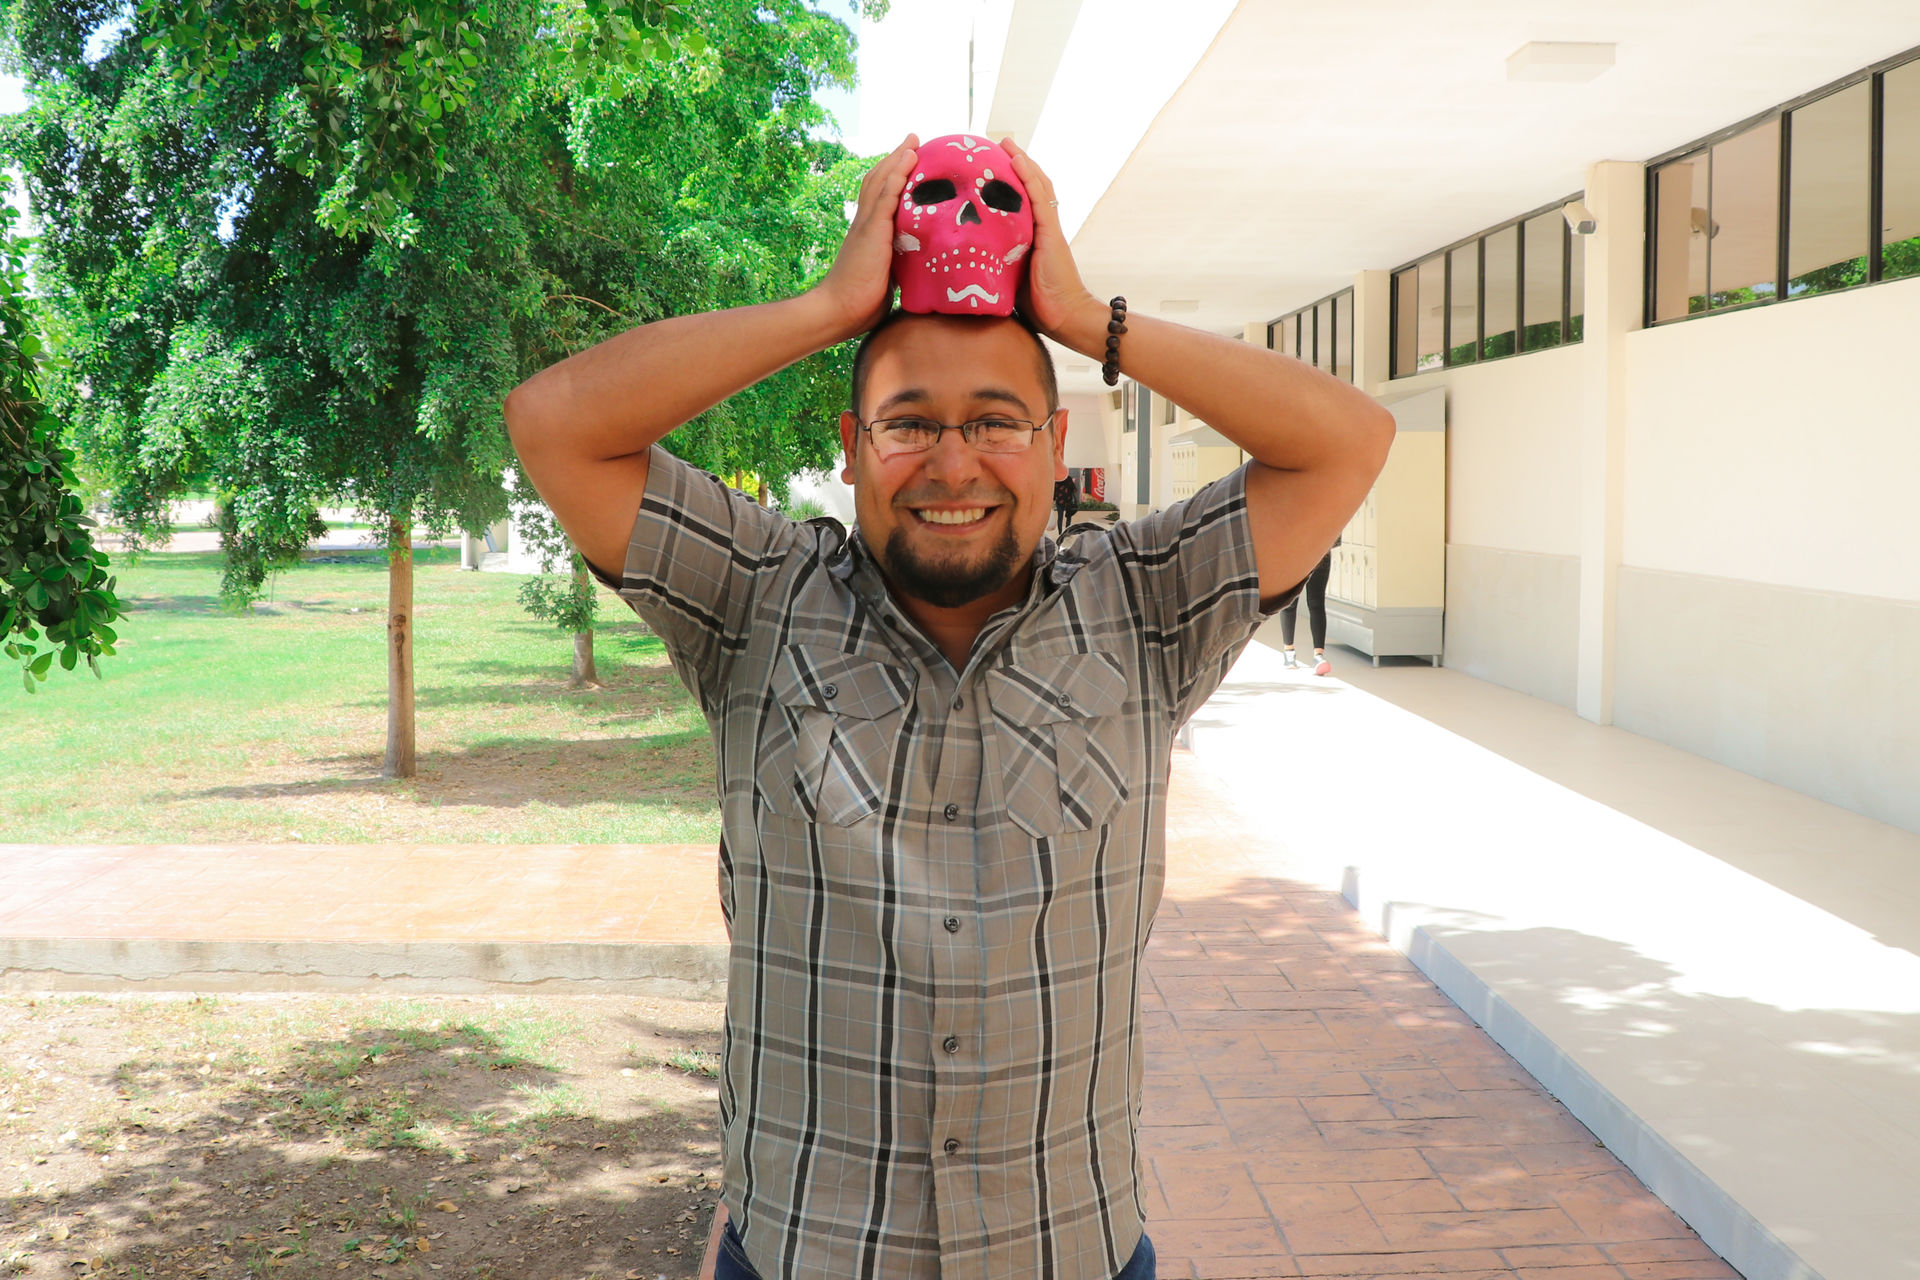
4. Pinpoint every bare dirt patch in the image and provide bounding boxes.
[0,994,724,1280]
